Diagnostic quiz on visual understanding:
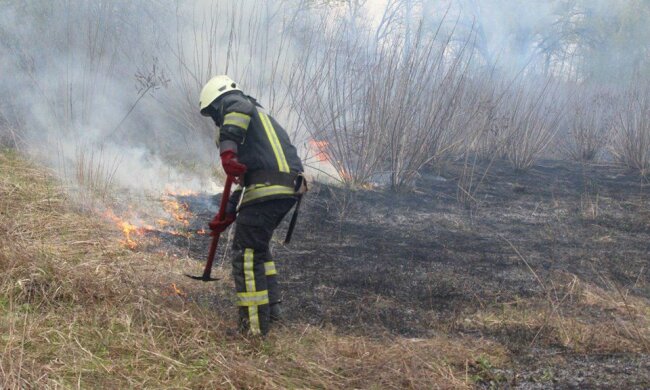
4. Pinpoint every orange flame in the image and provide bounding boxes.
[102,187,202,248]
[163,283,187,298]
[103,209,147,249]
[309,139,331,162]
[162,198,192,227]
[164,186,198,197]
[309,139,352,181]
[156,219,170,227]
